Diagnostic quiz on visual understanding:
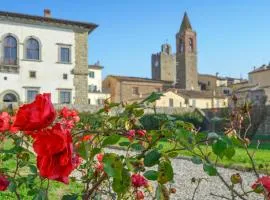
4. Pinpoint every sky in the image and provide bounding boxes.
[2,0,270,79]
